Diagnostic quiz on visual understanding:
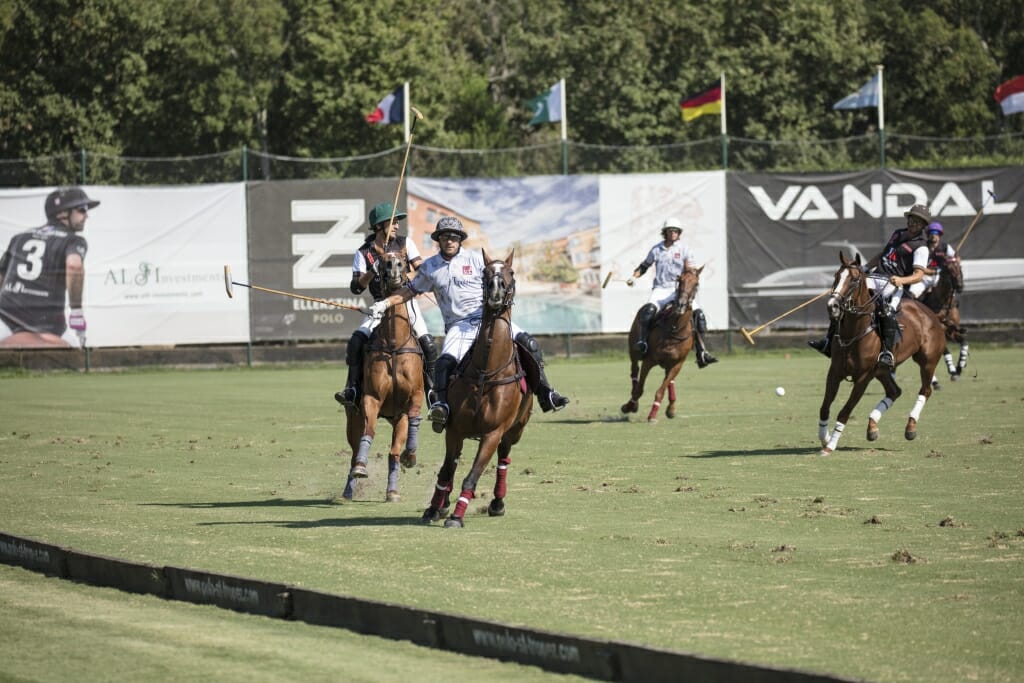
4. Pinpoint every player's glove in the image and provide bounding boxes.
[69,308,86,332]
[626,278,635,287]
[369,300,389,318]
